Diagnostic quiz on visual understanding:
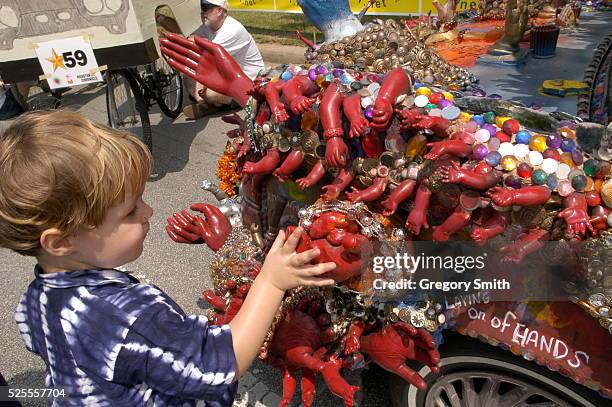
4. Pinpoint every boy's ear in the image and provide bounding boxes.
[39,229,75,257]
